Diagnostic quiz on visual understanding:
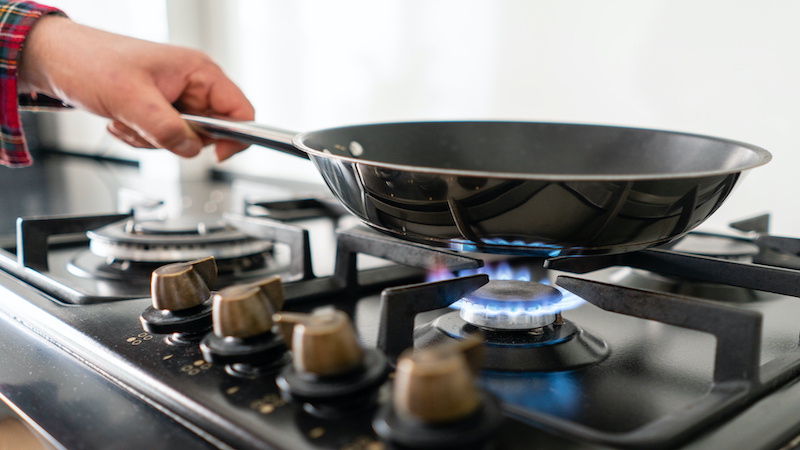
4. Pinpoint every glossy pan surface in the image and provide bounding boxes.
[184,116,771,256]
